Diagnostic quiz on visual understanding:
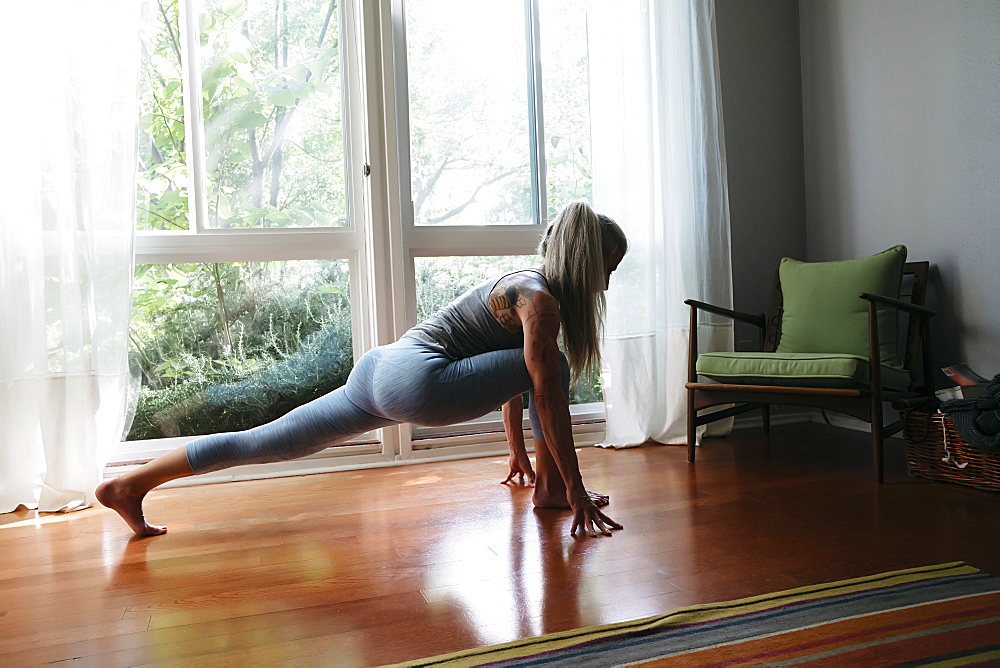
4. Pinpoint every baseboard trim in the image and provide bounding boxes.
[732,407,905,438]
